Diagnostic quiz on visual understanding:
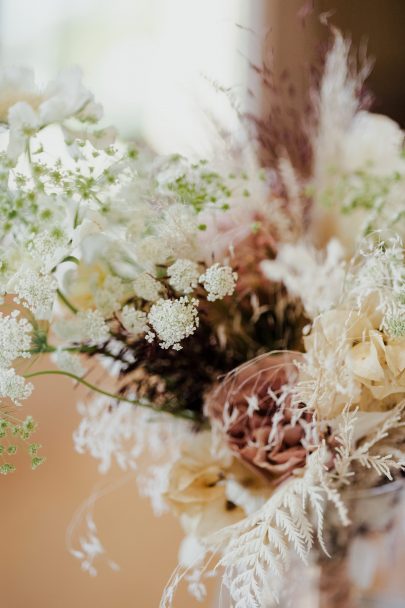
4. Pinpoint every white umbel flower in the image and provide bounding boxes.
[10,268,57,320]
[0,368,33,405]
[199,263,237,302]
[120,305,148,336]
[0,311,32,368]
[93,275,126,316]
[167,259,200,294]
[133,273,162,302]
[147,297,199,350]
